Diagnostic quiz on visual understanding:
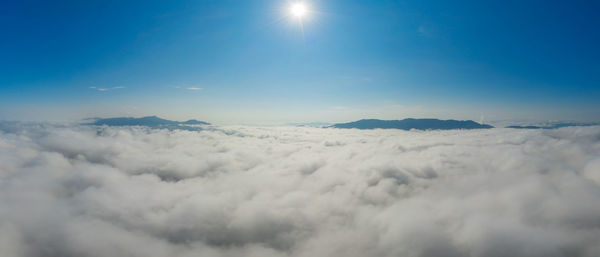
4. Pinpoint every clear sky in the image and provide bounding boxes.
[1,0,599,124]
